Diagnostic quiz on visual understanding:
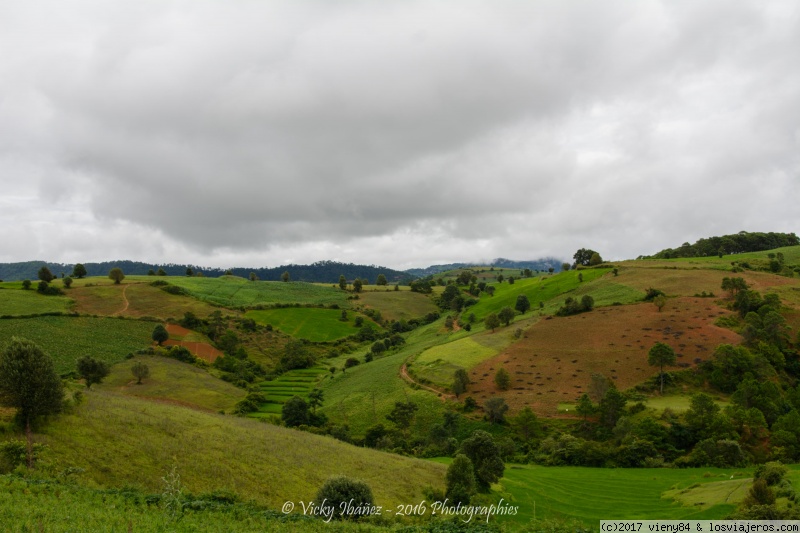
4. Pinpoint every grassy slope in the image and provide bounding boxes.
[357,290,439,322]
[0,287,72,316]
[0,316,153,374]
[166,276,349,308]
[34,391,446,510]
[96,355,247,412]
[69,281,222,319]
[246,307,362,342]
